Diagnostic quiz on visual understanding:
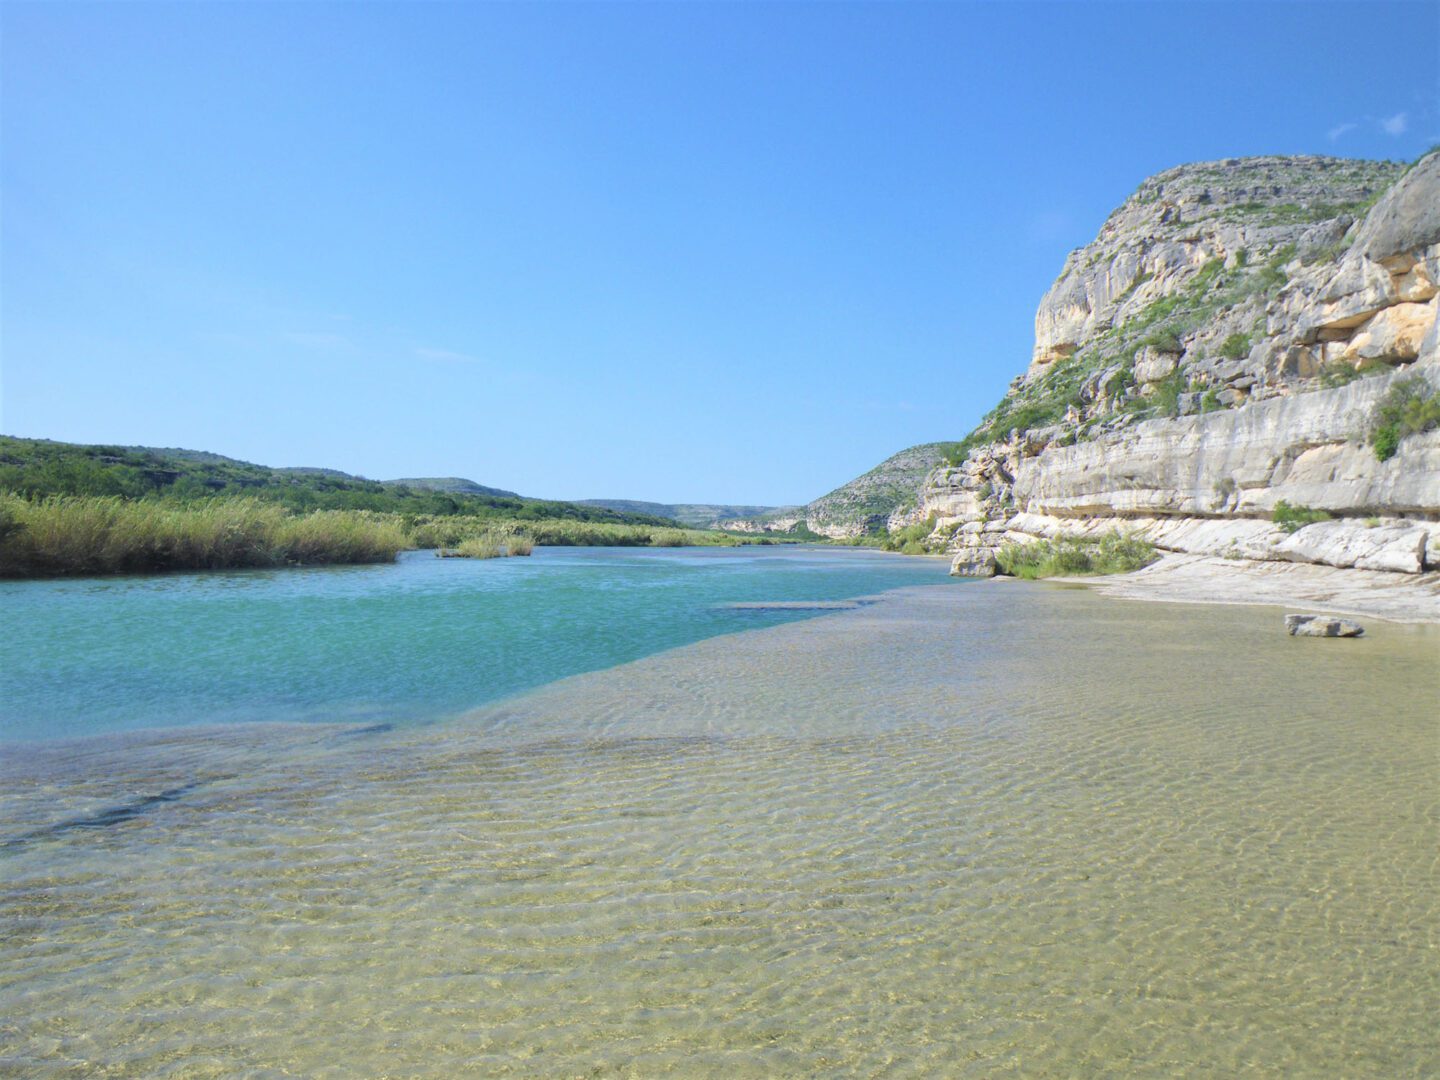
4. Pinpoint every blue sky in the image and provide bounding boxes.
[2,2,1435,504]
